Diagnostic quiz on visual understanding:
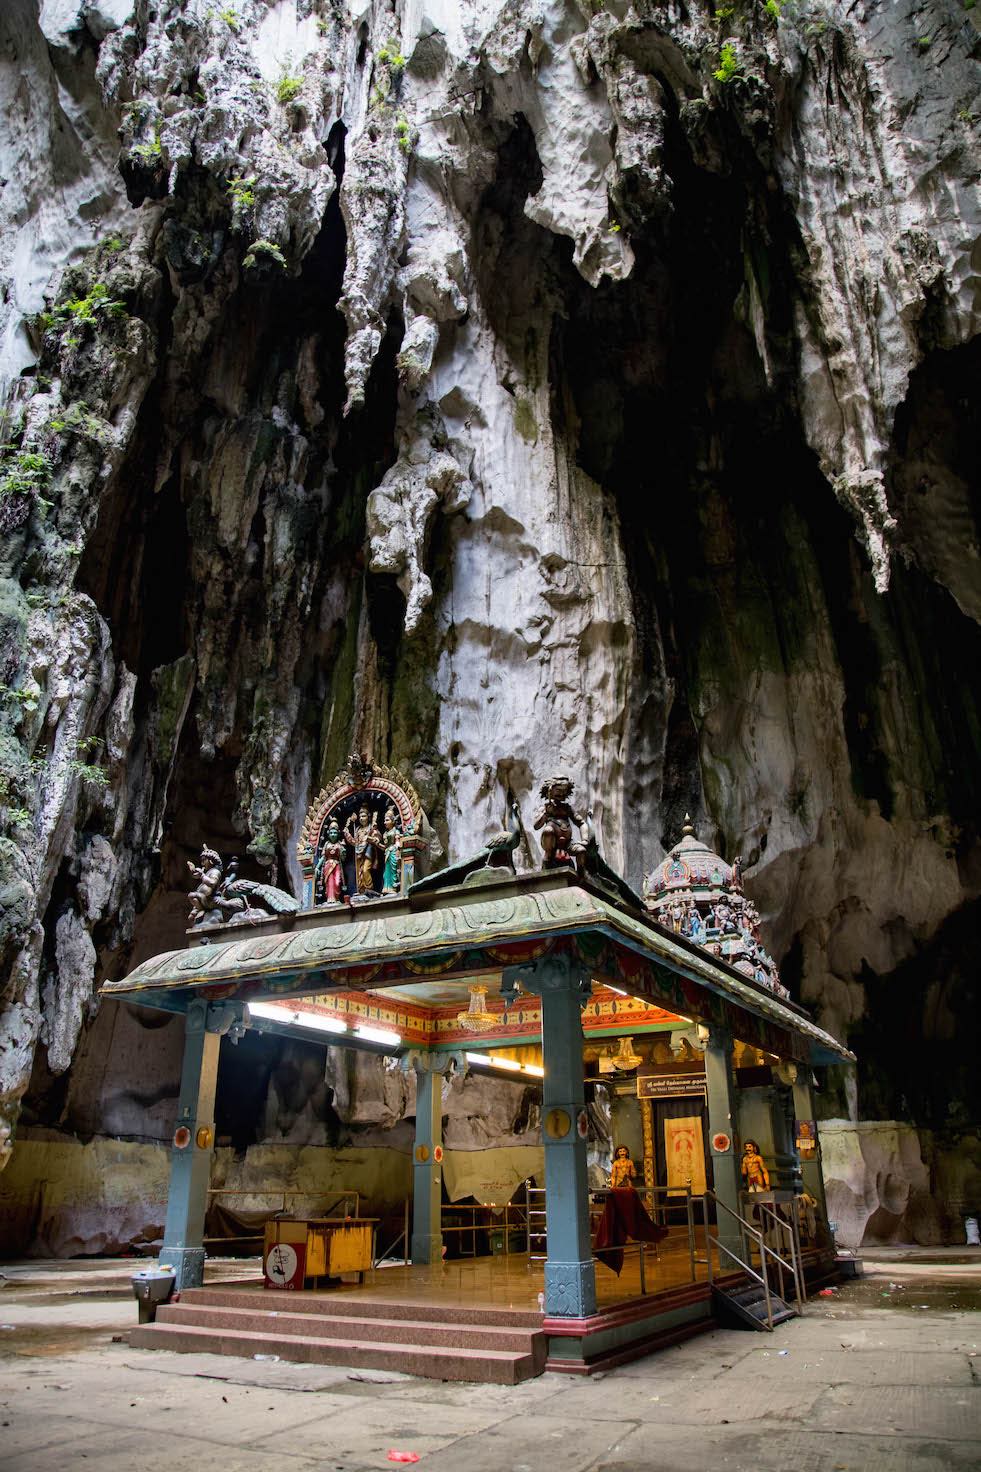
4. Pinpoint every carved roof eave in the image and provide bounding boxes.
[101,874,854,1066]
